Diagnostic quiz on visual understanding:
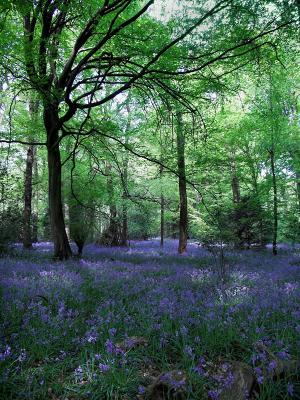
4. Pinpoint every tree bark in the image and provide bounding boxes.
[32,146,38,242]
[108,178,119,246]
[176,110,188,254]
[121,104,131,246]
[230,158,241,204]
[23,145,34,249]
[296,171,300,215]
[23,100,38,249]
[44,104,72,260]
[100,162,120,246]
[121,145,129,246]
[270,148,278,256]
[160,163,165,247]
[32,212,38,242]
